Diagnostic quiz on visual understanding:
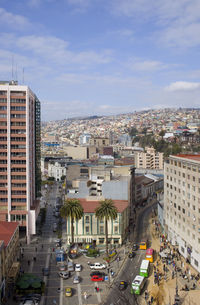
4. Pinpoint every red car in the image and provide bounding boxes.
[91,275,104,282]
